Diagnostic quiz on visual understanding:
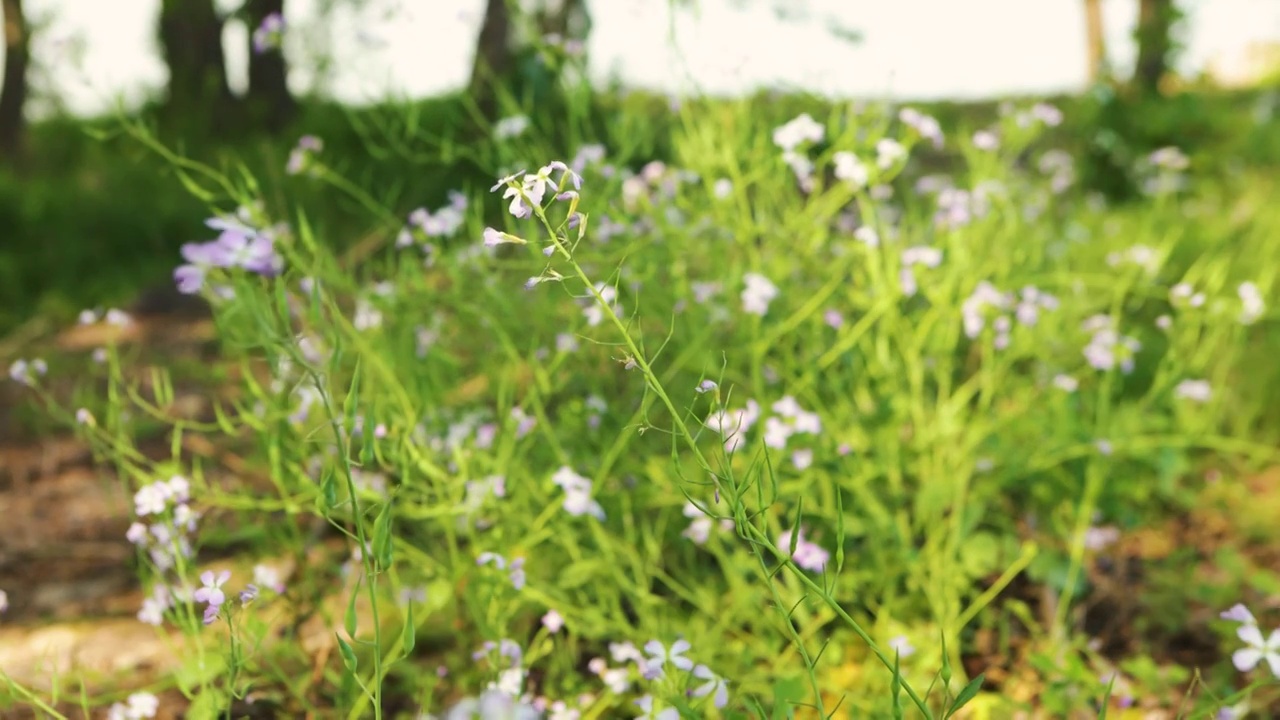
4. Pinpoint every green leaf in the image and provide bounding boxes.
[944,674,984,718]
